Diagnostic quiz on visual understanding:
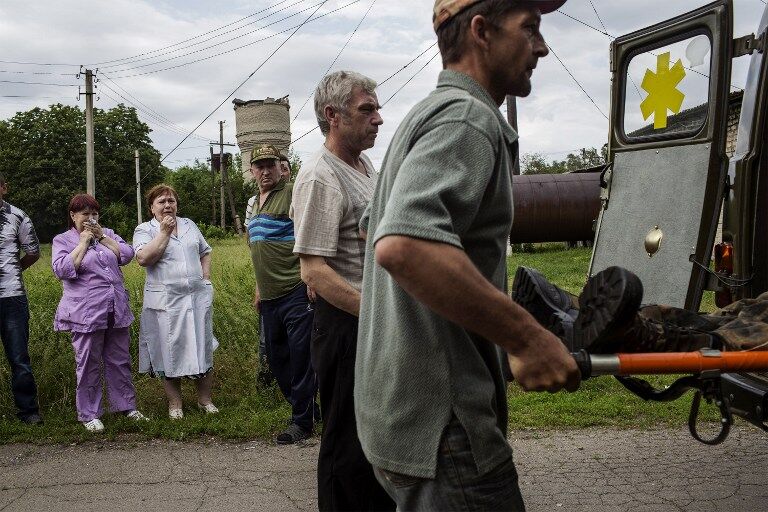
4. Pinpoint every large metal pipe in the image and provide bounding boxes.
[510,172,601,243]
